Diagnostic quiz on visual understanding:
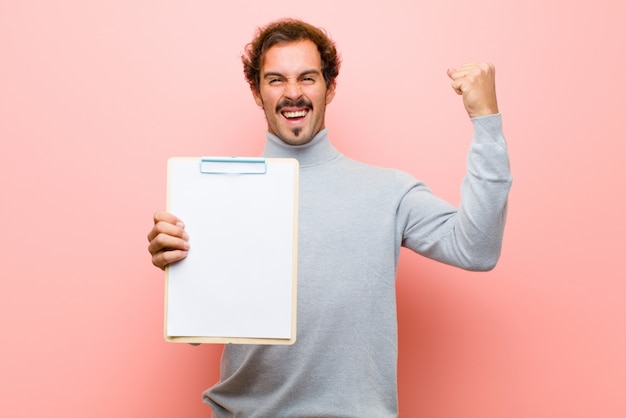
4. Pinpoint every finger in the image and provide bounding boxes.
[457,62,481,69]
[154,210,185,228]
[148,231,189,256]
[455,63,495,80]
[148,220,188,243]
[447,65,473,80]
[447,63,484,81]
[147,211,185,242]
[450,78,465,95]
[152,249,188,270]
